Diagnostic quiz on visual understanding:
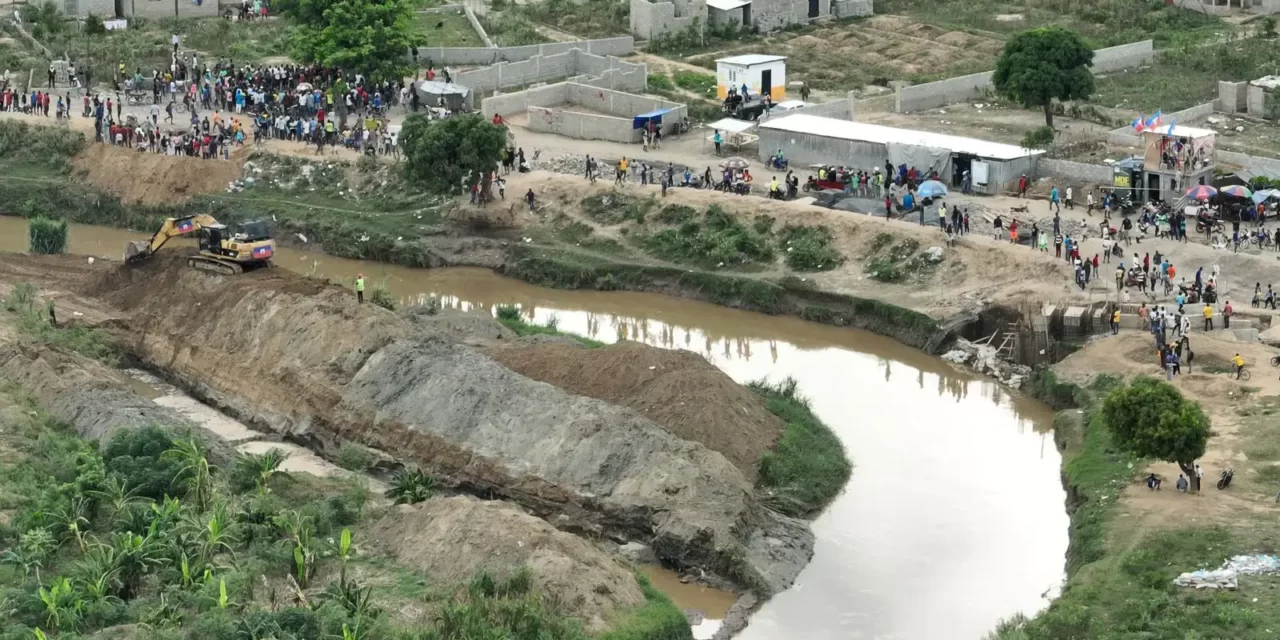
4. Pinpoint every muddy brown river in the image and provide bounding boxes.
[0,218,1069,639]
